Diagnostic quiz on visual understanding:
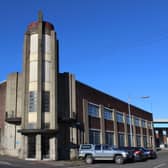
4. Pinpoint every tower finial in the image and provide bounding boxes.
[38,10,43,22]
